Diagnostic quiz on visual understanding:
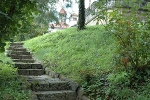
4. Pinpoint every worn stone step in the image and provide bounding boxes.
[9,55,32,59]
[18,69,45,76]
[13,59,35,63]
[6,46,24,50]
[15,63,43,69]
[24,75,61,82]
[7,47,26,51]
[30,80,71,91]
[35,90,76,100]
[10,42,24,46]
[11,48,27,52]
[11,51,31,55]
[8,54,31,58]
[7,42,78,100]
